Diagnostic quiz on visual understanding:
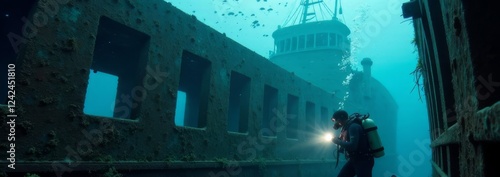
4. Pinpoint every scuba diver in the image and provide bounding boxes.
[331,109,375,177]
